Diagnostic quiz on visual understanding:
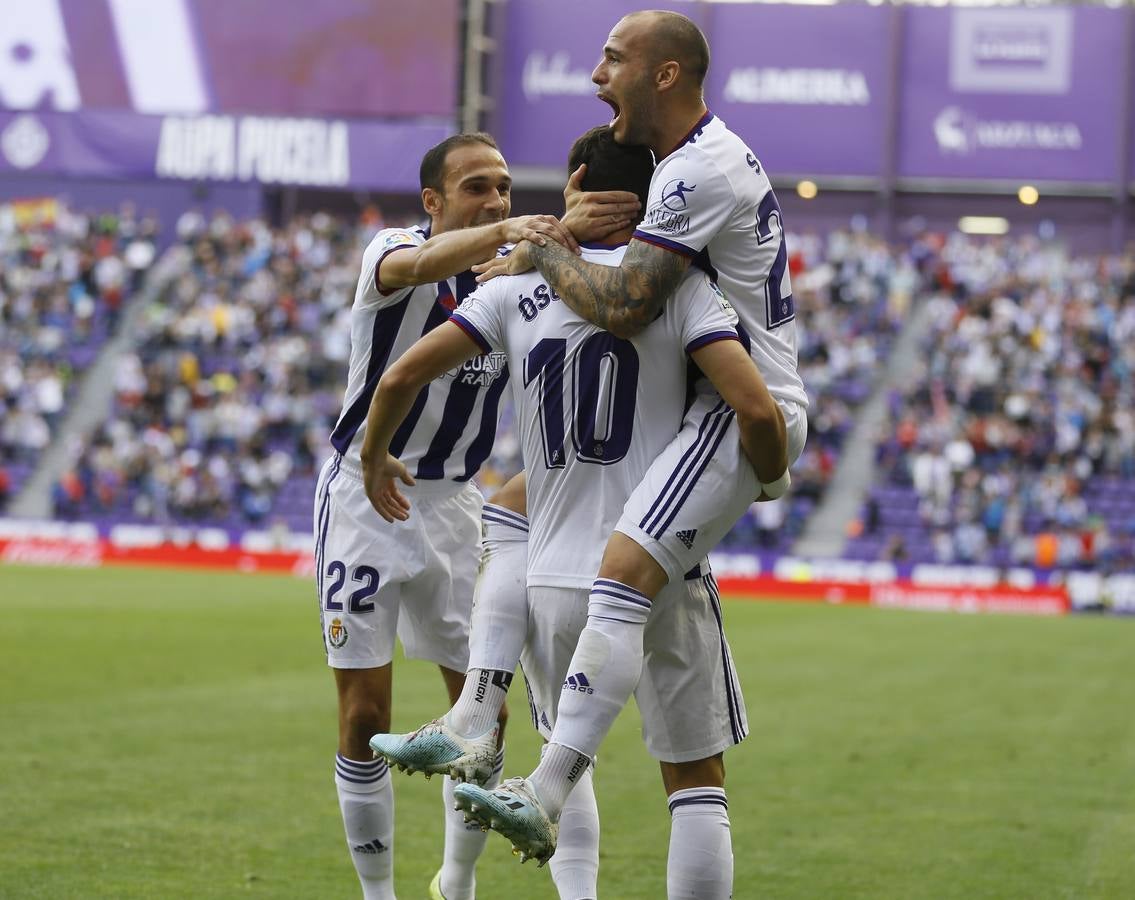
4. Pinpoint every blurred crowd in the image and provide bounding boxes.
[0,201,156,511]
[863,235,1135,572]
[721,227,916,552]
[27,204,1135,576]
[56,210,374,528]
